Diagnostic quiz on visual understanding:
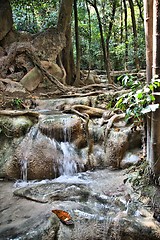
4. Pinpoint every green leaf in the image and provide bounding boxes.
[116,98,123,107]
[136,92,143,99]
